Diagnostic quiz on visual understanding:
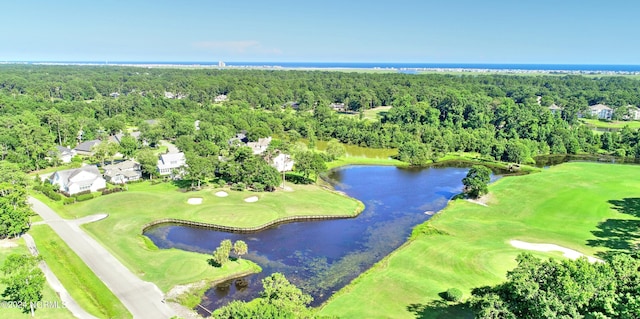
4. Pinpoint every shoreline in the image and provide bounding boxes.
[3,61,640,75]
